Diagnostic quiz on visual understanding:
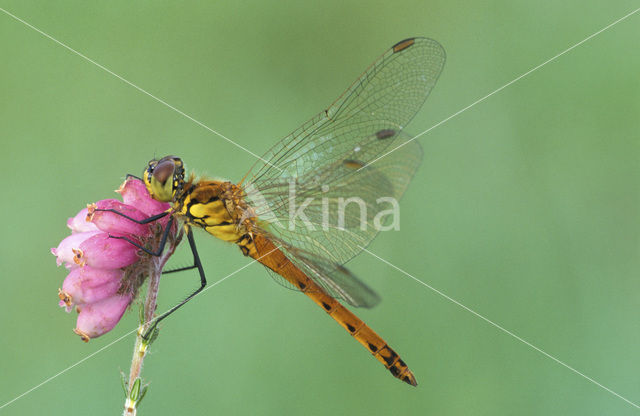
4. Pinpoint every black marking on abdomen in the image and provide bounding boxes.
[346,324,356,333]
[380,346,399,366]
[235,233,254,245]
[321,302,332,311]
[368,343,378,352]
